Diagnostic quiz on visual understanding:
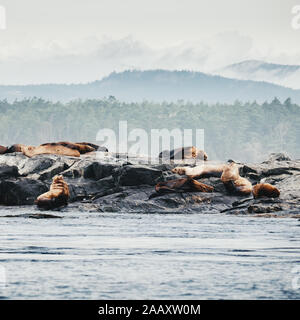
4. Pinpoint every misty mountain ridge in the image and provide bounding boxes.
[1,69,300,104]
[217,60,300,90]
